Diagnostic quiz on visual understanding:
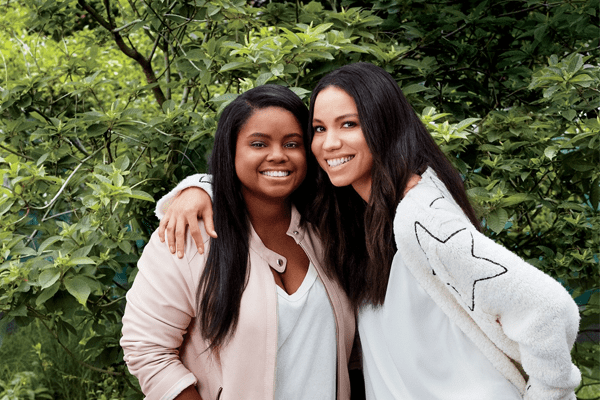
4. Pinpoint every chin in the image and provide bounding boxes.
[326,176,352,188]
